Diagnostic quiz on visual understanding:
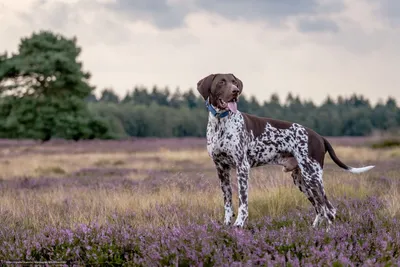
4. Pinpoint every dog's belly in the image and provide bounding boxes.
[248,149,283,167]
[247,142,295,168]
